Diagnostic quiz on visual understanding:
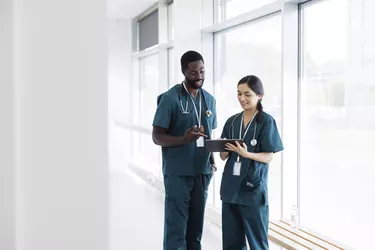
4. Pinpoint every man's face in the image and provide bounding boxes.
[183,60,205,89]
